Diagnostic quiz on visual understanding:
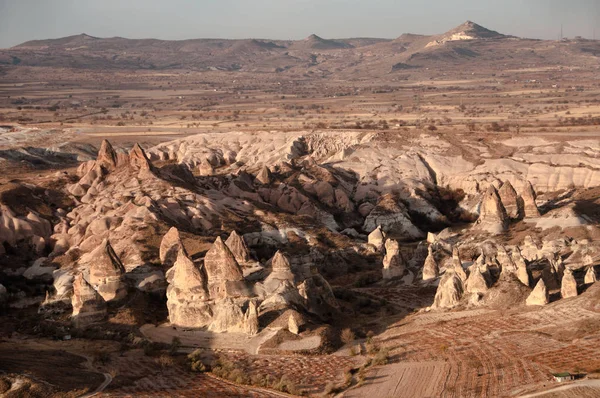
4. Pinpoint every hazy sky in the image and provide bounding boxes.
[1,0,599,48]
